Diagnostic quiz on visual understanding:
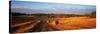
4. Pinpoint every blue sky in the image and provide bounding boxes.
[11,1,96,14]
